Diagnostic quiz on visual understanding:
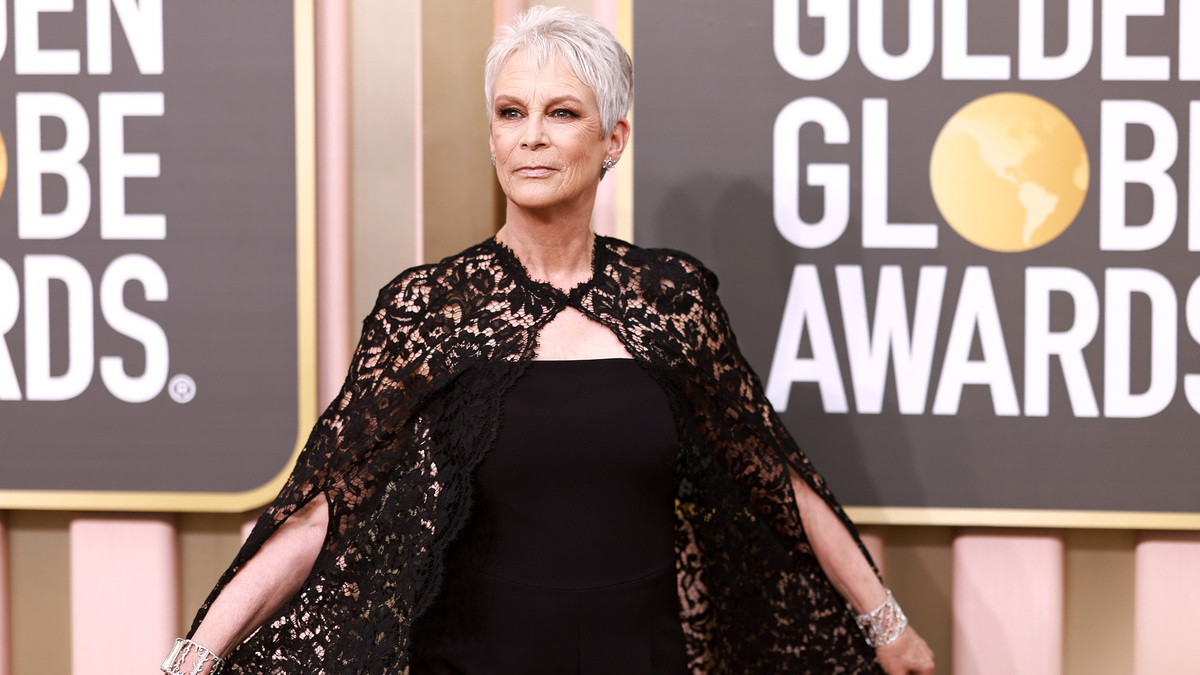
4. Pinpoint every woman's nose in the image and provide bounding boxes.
[520,113,548,148]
